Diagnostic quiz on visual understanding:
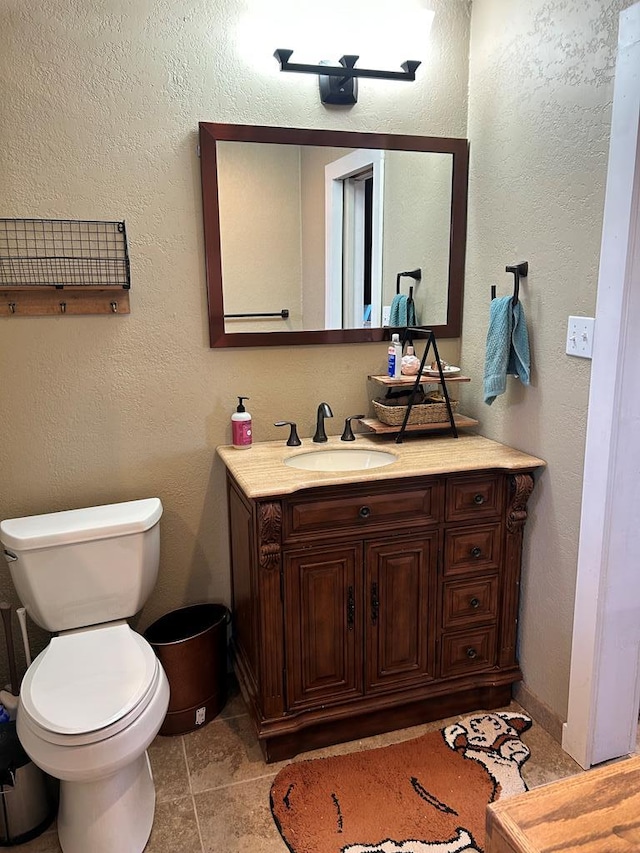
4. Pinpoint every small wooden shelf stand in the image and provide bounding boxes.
[360,413,479,435]
[368,373,471,387]
[361,372,478,436]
